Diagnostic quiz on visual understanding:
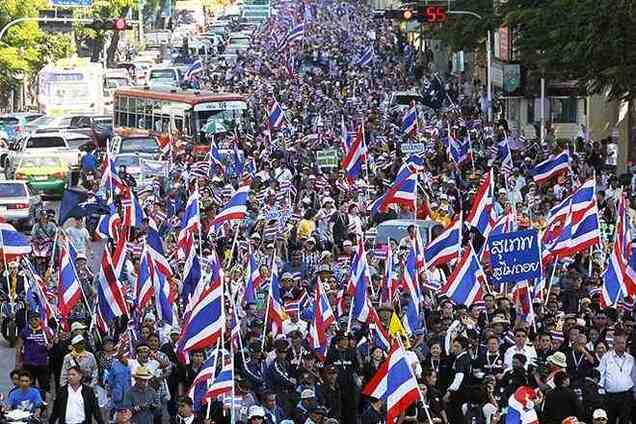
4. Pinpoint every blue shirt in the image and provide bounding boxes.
[80,152,99,172]
[8,387,43,412]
